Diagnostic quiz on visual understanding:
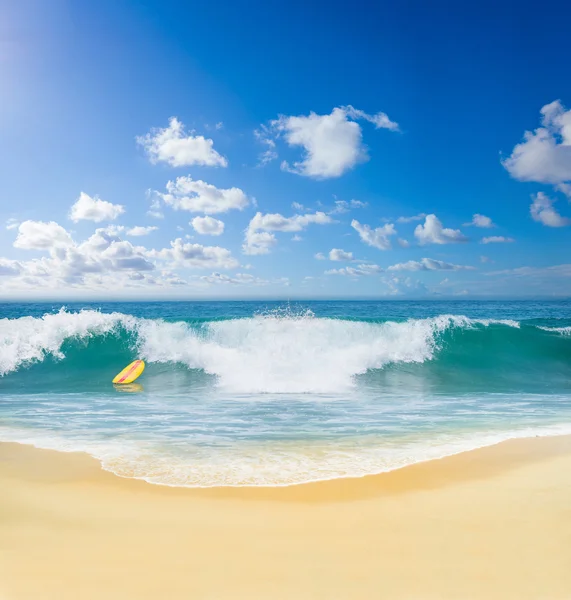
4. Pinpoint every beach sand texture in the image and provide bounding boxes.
[1,436,571,600]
